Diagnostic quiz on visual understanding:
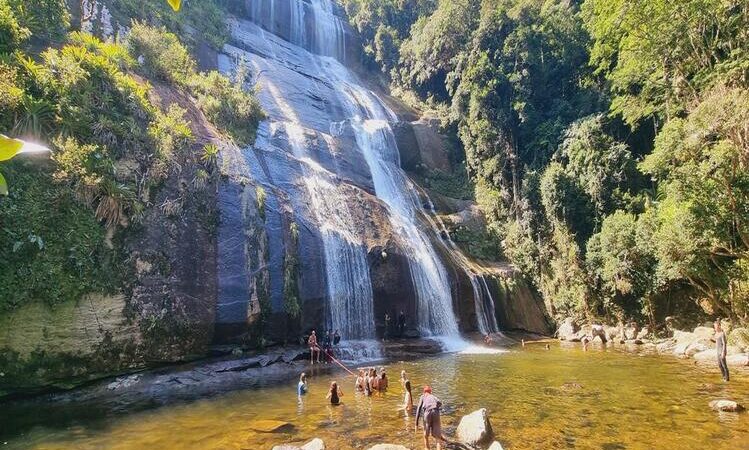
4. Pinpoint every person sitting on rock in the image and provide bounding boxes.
[415,385,448,450]
[308,330,321,364]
